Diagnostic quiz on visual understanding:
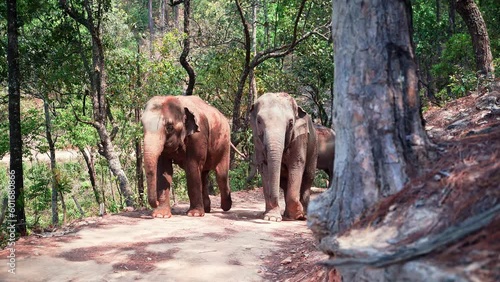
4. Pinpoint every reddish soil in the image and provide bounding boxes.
[0,188,329,282]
